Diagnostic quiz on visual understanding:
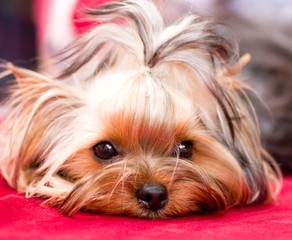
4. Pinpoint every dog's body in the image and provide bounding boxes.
[0,0,281,218]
